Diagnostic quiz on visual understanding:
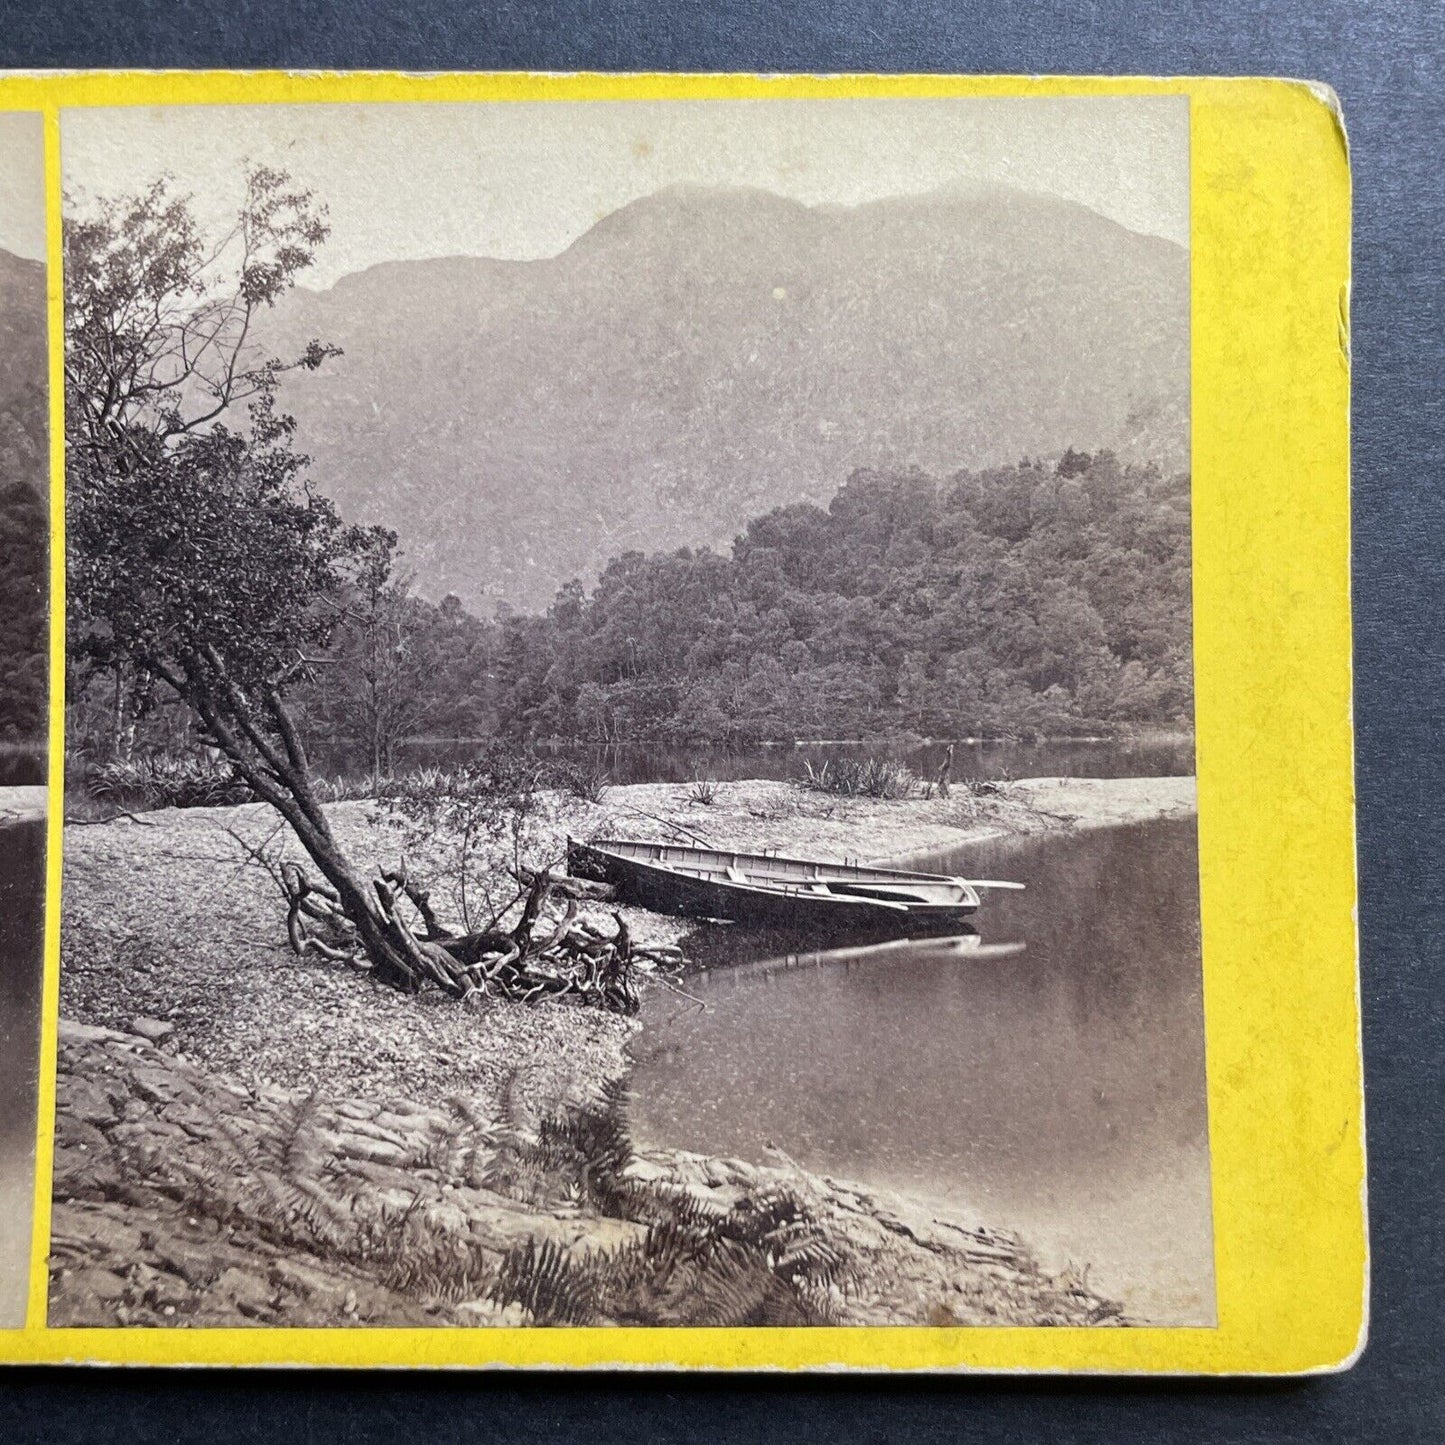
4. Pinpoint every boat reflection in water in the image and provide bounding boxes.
[804,931,1026,965]
[657,921,1025,988]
